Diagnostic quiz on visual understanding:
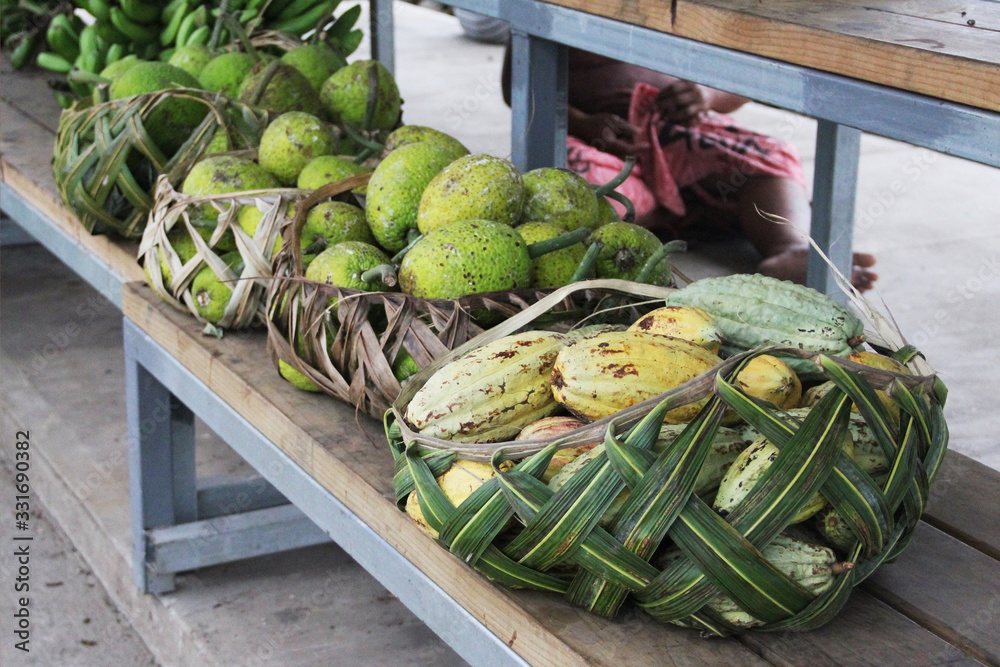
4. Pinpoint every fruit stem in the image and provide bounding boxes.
[361,263,397,288]
[570,239,603,283]
[390,229,422,264]
[224,13,260,63]
[593,156,636,197]
[248,60,281,106]
[526,227,590,259]
[208,0,230,50]
[341,123,386,153]
[635,239,686,285]
[604,189,636,222]
[68,70,111,86]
